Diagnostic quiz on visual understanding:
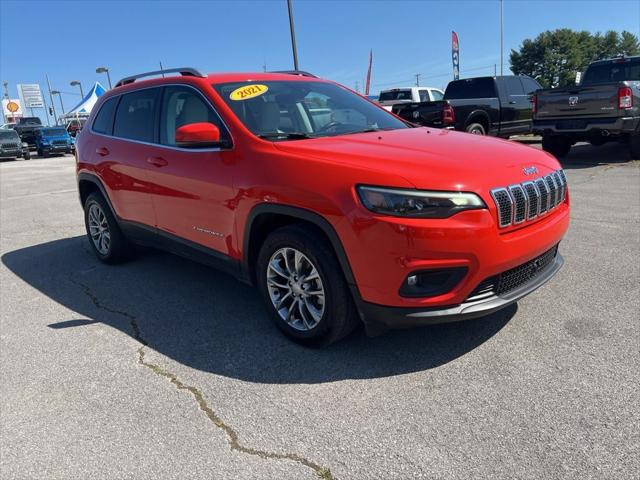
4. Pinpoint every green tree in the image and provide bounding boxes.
[510,29,640,88]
